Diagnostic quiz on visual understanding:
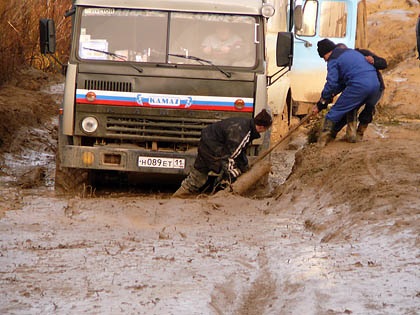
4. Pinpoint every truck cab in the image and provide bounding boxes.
[40,0,293,192]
